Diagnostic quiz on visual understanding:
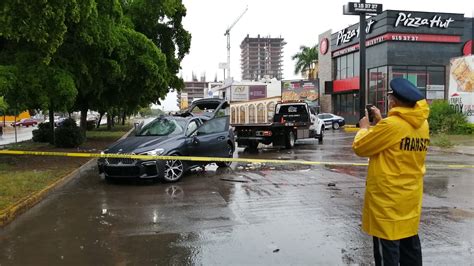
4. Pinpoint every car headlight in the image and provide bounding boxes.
[140,148,165,156]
